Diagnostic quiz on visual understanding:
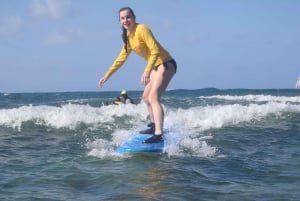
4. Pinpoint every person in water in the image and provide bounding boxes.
[113,96,123,105]
[98,7,177,143]
[120,90,134,104]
